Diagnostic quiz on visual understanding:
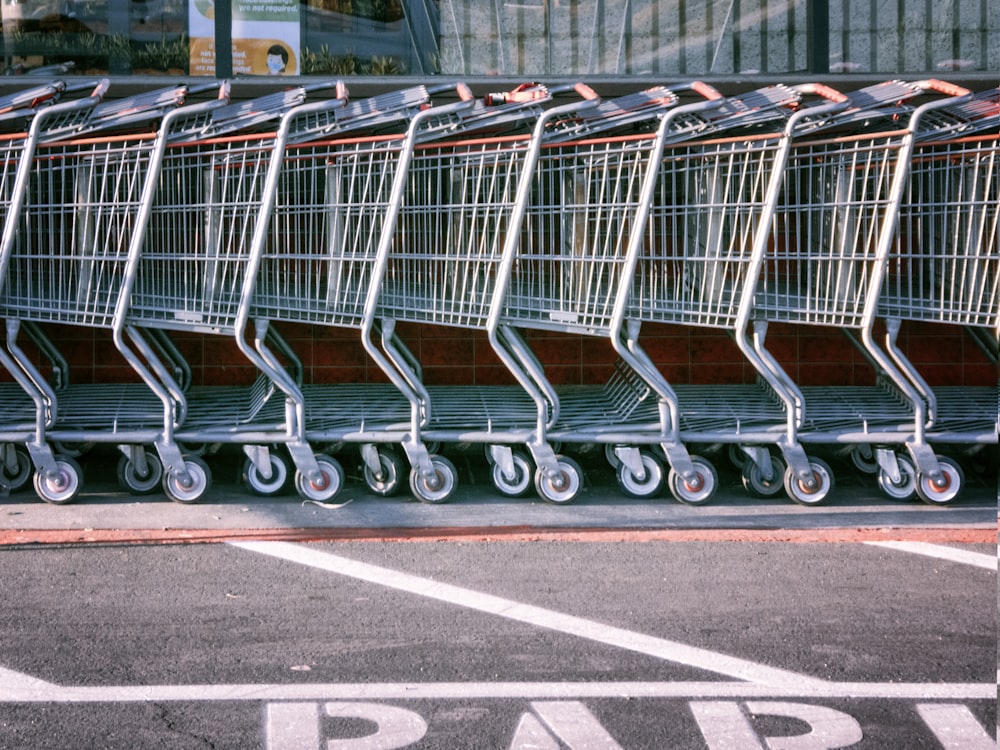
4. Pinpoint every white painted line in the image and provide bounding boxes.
[916,703,999,750]
[267,703,321,750]
[530,701,624,749]
[0,674,993,704]
[230,540,826,689]
[865,542,997,571]
[0,666,60,701]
